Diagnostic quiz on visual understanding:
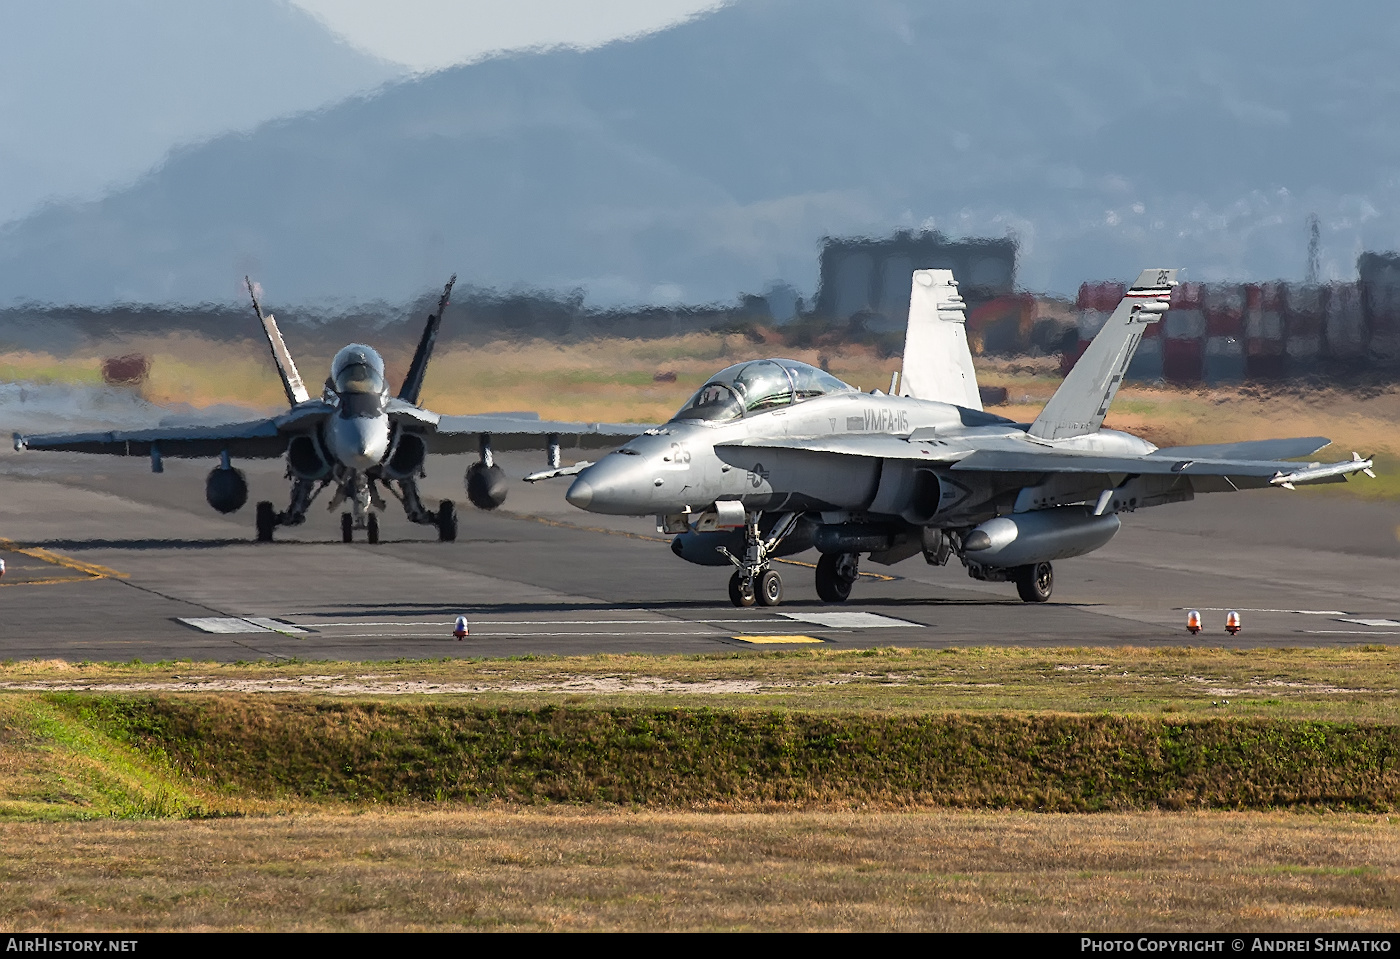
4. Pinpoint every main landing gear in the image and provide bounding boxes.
[1013,561,1054,603]
[719,510,802,608]
[389,476,457,542]
[815,551,860,603]
[256,469,459,545]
